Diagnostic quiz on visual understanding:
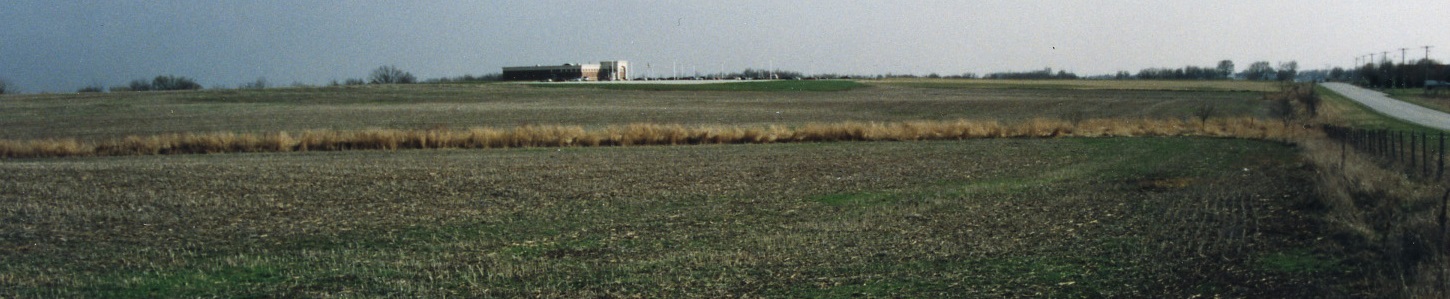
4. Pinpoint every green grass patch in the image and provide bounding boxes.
[529,80,865,92]
[86,265,289,298]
